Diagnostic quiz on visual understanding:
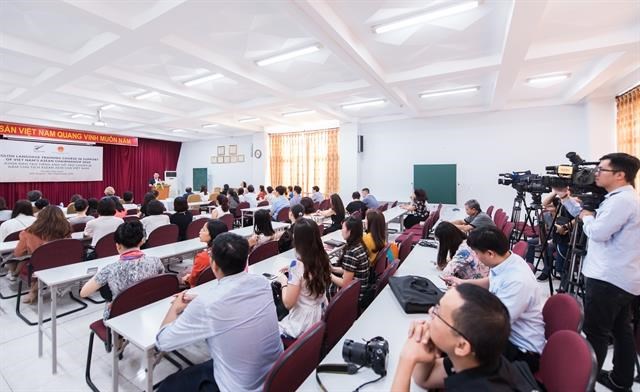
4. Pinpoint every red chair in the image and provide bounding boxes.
[85,274,180,391]
[313,202,320,211]
[350,210,362,220]
[94,232,118,258]
[391,201,398,208]
[375,261,399,297]
[72,222,86,233]
[542,293,583,339]
[263,321,326,392]
[276,207,290,223]
[145,224,179,248]
[16,239,87,325]
[234,202,250,227]
[512,240,528,259]
[377,203,388,212]
[123,215,139,223]
[189,208,201,216]
[218,214,234,230]
[195,266,216,286]
[535,330,597,392]
[494,211,508,231]
[493,208,504,223]
[186,218,208,240]
[248,240,279,265]
[322,280,360,356]
[502,221,514,240]
[258,200,269,207]
[4,230,22,241]
[398,233,414,265]
[125,208,138,215]
[486,205,494,219]
[319,199,330,211]
[373,244,391,278]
